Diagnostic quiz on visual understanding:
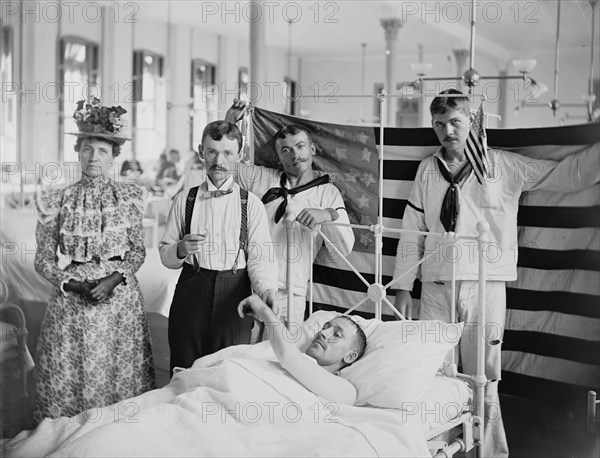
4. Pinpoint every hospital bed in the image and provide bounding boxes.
[282,213,489,458]
[0,310,478,457]
[0,213,488,458]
